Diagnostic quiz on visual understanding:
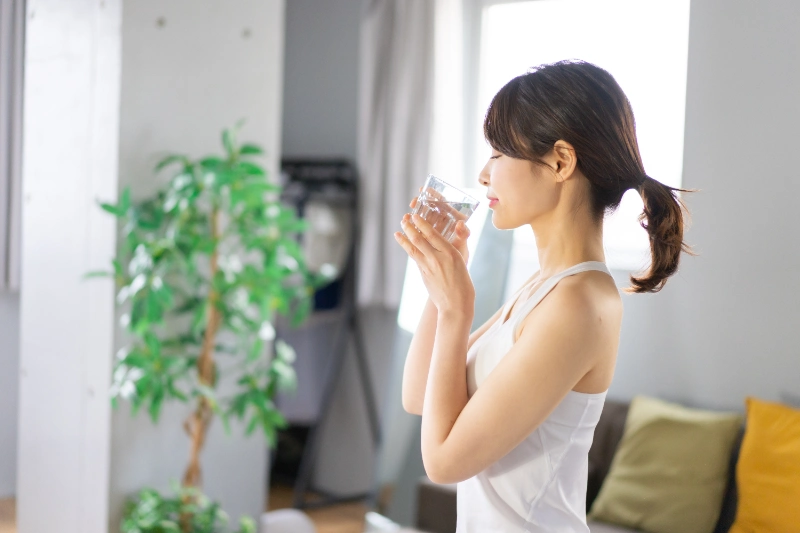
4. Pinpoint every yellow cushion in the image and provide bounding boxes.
[588,395,743,533]
[729,397,800,533]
